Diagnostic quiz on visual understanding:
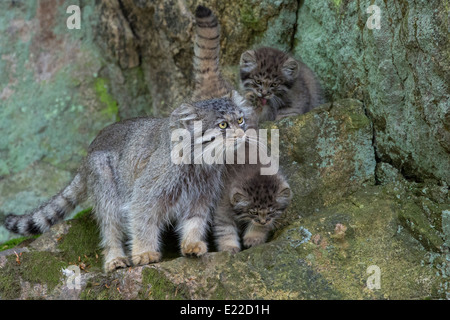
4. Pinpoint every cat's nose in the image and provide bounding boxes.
[234,129,245,138]
[258,219,267,225]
